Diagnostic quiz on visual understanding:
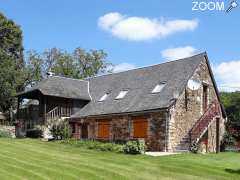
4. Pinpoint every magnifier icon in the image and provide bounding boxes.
[226,0,238,13]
